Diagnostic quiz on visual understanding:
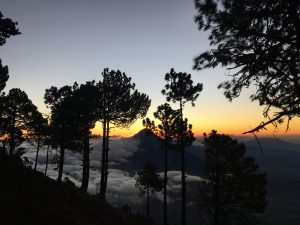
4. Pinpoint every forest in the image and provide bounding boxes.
[1,1,300,225]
